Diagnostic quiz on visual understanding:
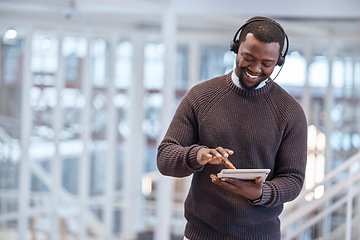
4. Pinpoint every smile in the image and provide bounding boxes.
[245,70,261,80]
